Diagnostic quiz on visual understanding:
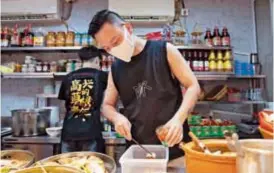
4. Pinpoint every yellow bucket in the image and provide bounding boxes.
[259,127,274,139]
[180,139,236,173]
